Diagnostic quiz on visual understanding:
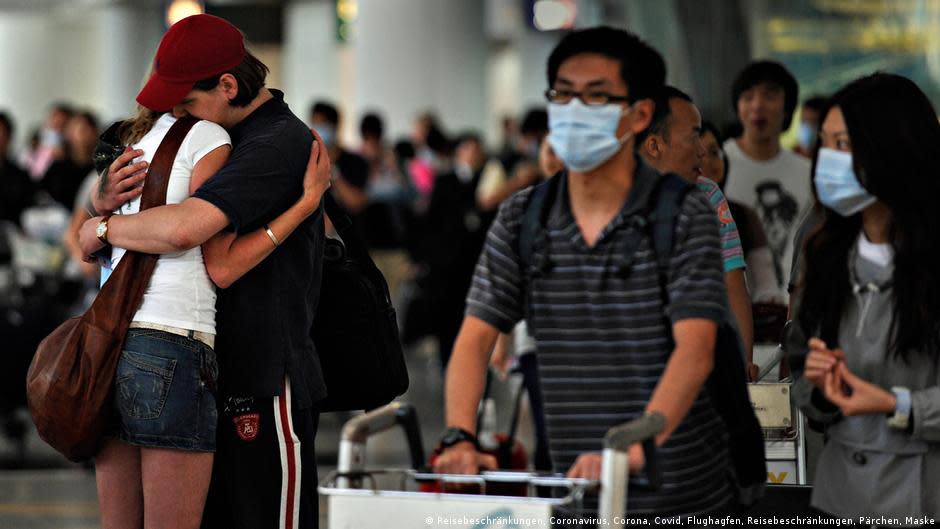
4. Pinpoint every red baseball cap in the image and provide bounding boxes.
[136,14,245,111]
